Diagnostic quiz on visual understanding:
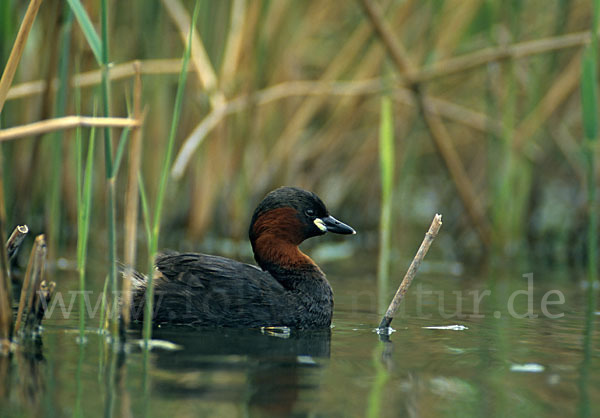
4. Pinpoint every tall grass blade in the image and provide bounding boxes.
[138,175,152,249]
[97,0,120,339]
[77,125,96,340]
[143,0,201,346]
[76,122,83,335]
[581,0,599,283]
[48,5,74,261]
[112,127,131,179]
[0,0,43,115]
[98,275,110,332]
[65,0,102,64]
[581,50,598,142]
[377,95,394,312]
[582,46,598,284]
[0,152,12,349]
